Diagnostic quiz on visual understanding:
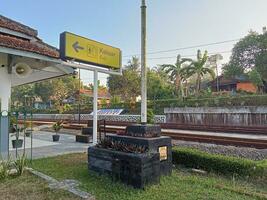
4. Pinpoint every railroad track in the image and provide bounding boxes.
[161,132,267,149]
[28,119,267,135]
[160,123,267,134]
[97,125,267,149]
[22,119,267,149]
